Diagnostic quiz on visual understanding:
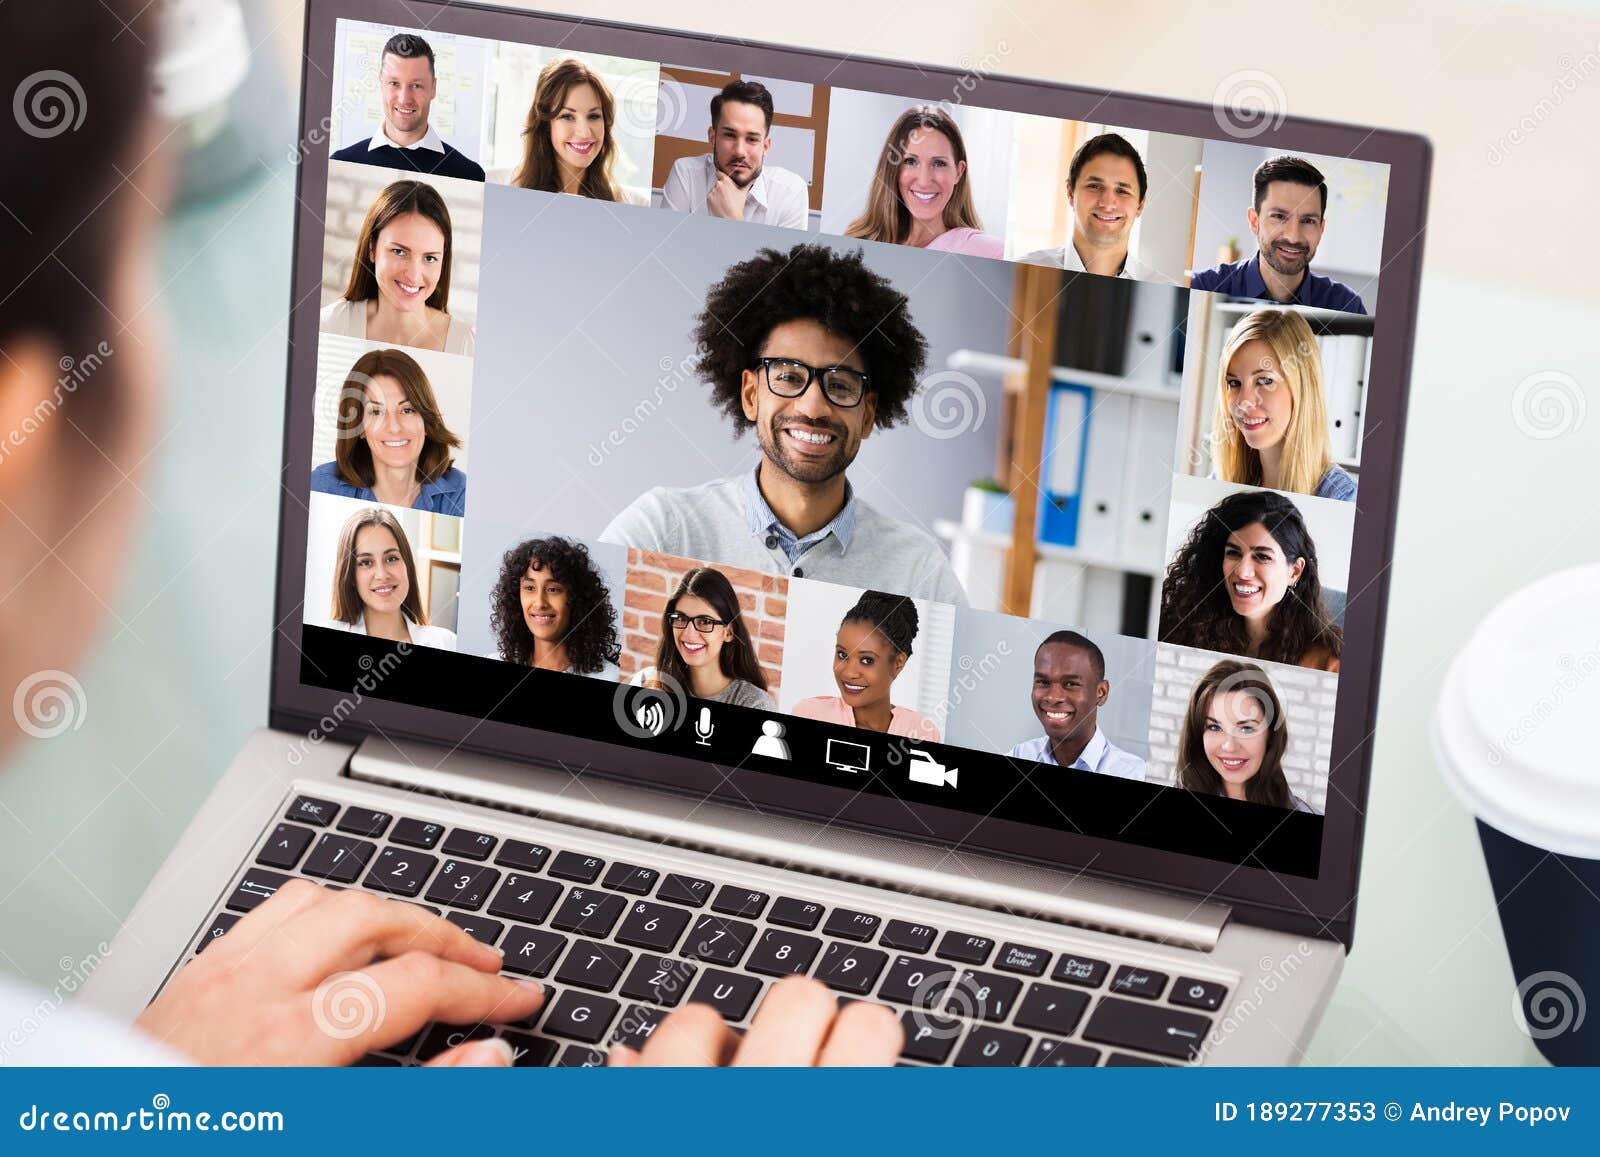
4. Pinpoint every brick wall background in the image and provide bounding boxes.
[620,549,788,699]
[1145,643,1335,813]
[321,160,484,326]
